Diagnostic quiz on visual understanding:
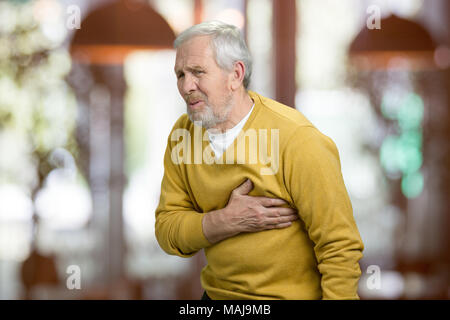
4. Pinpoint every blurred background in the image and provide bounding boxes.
[0,0,448,300]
